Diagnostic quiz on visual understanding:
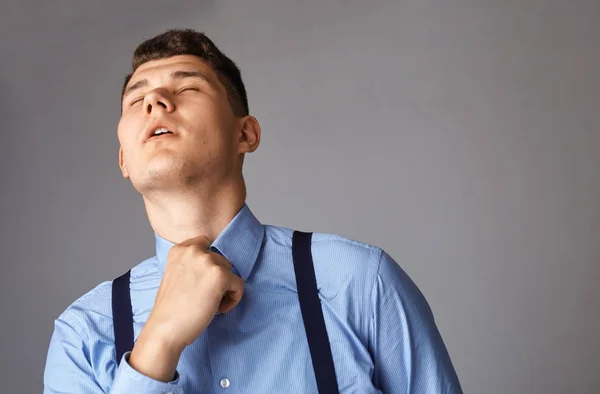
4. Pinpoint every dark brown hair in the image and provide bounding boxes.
[121,29,249,116]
